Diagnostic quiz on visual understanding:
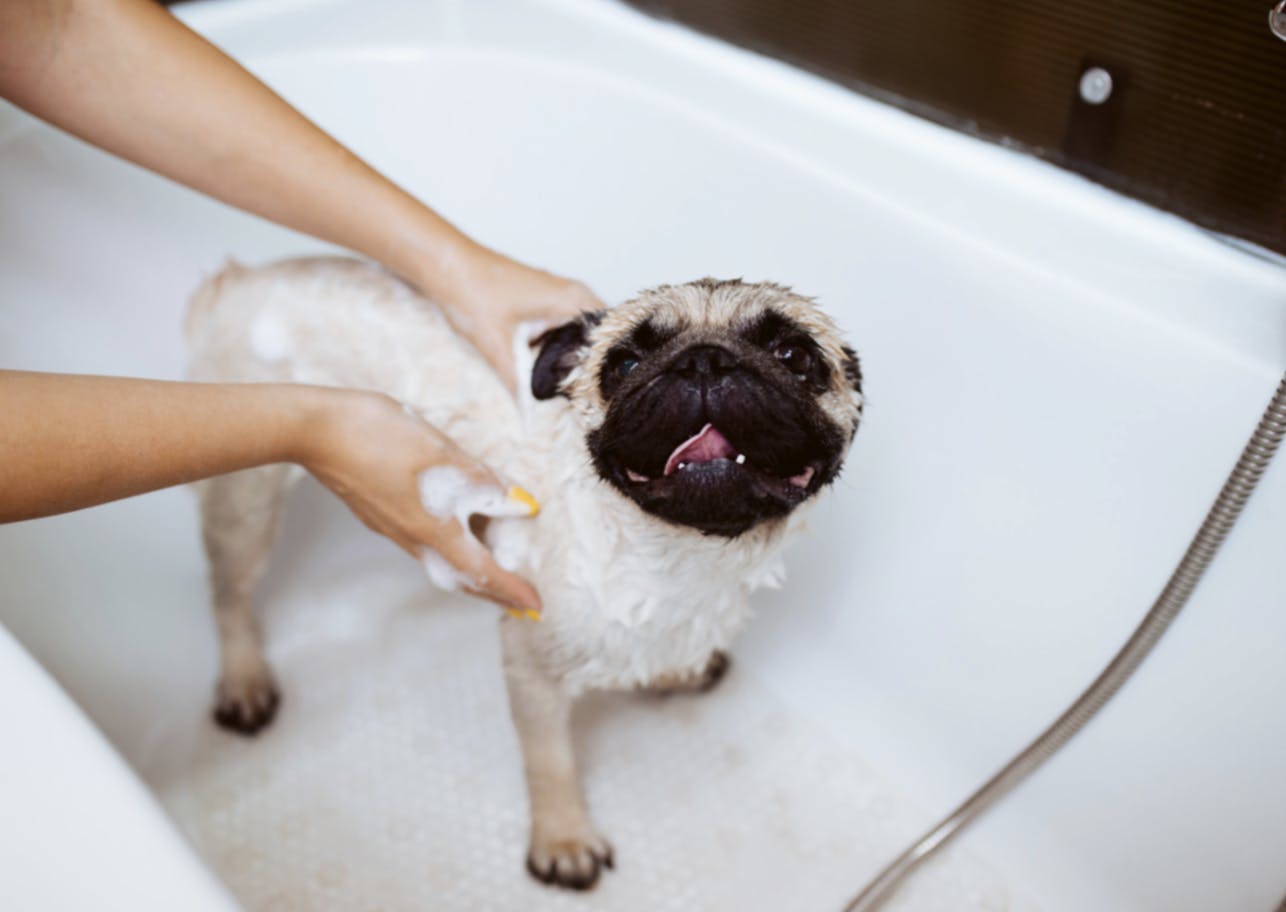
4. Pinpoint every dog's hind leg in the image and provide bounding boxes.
[198,465,290,735]
[500,619,613,890]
